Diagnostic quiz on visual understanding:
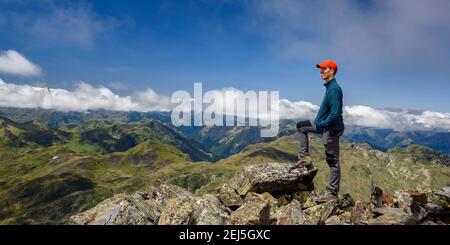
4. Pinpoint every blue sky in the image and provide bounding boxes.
[0,0,449,118]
